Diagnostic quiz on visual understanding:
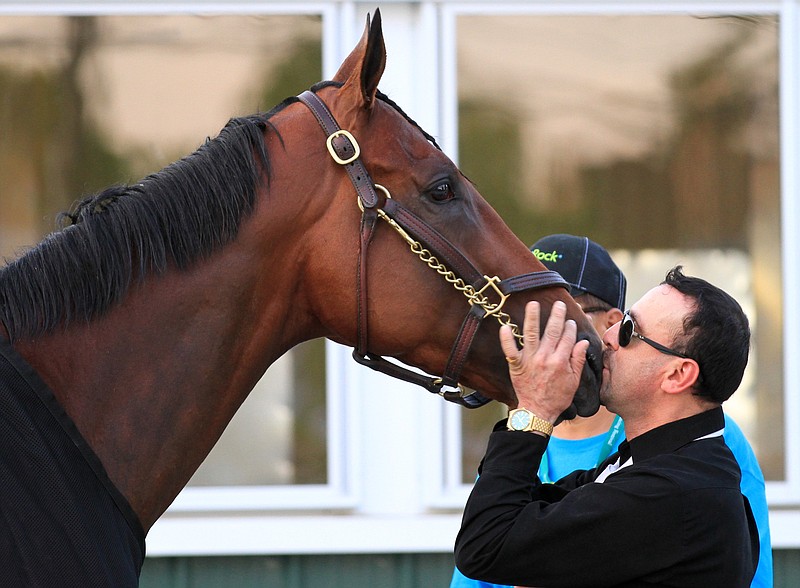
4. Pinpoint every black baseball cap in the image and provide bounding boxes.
[530,234,626,310]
